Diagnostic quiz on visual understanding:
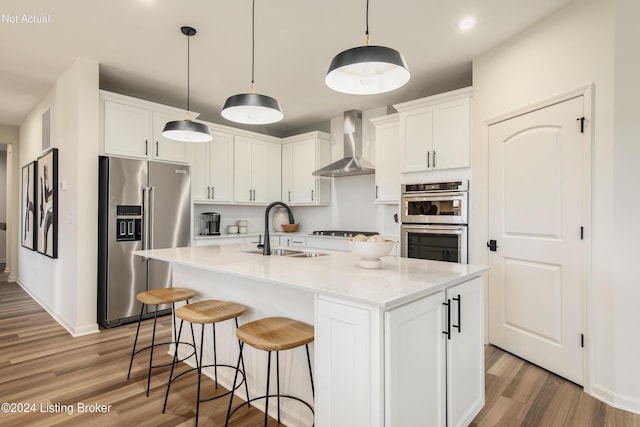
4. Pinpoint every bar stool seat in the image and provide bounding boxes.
[226,317,315,427]
[127,287,198,396]
[163,300,249,427]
